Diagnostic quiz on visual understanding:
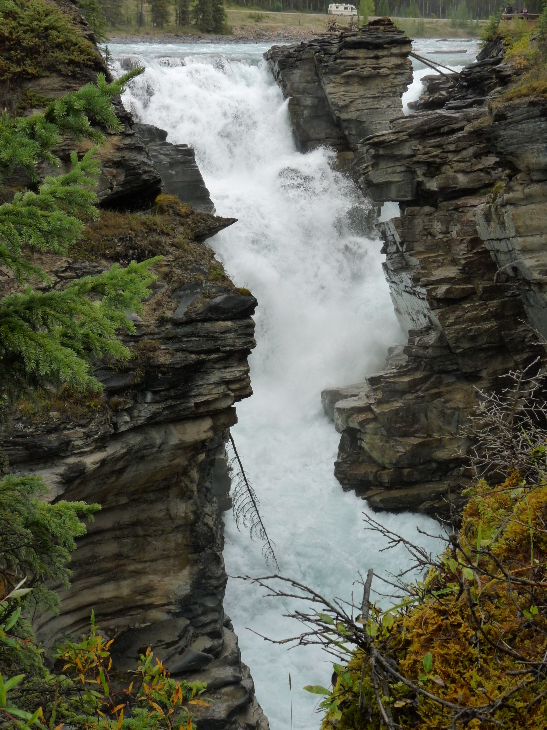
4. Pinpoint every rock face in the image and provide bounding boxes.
[269,25,547,514]
[0,2,268,728]
[265,18,412,153]
[135,123,216,214]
